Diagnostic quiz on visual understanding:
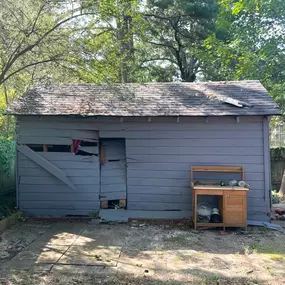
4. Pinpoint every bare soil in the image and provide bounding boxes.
[0,221,285,285]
